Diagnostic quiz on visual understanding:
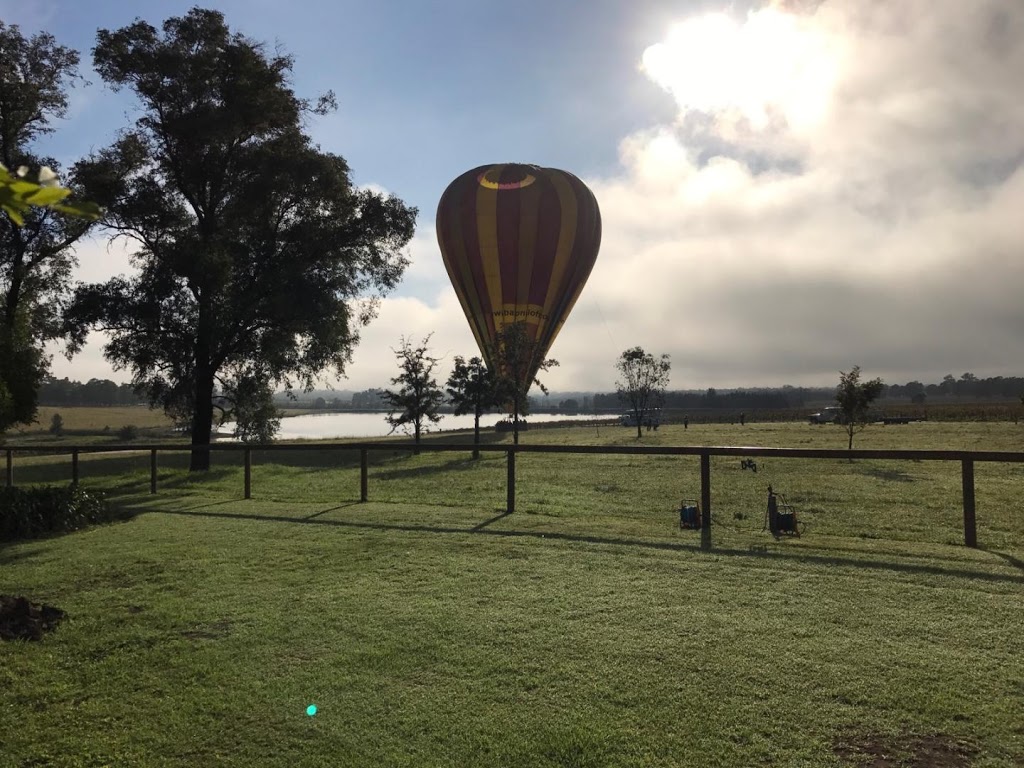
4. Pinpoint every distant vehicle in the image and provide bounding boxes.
[809,406,843,424]
[621,410,661,428]
[810,406,900,425]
